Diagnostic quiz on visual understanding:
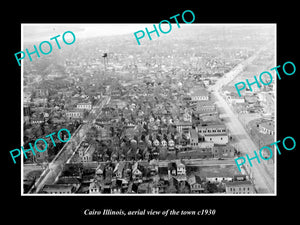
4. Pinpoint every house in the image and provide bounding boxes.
[31,117,44,125]
[225,180,255,194]
[187,175,204,193]
[153,139,160,147]
[78,141,96,163]
[111,180,122,194]
[168,139,175,150]
[176,161,186,176]
[161,139,167,147]
[167,162,177,178]
[113,161,126,179]
[182,112,192,122]
[95,163,106,178]
[89,181,102,194]
[167,161,186,179]
[259,121,275,136]
[132,162,143,181]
